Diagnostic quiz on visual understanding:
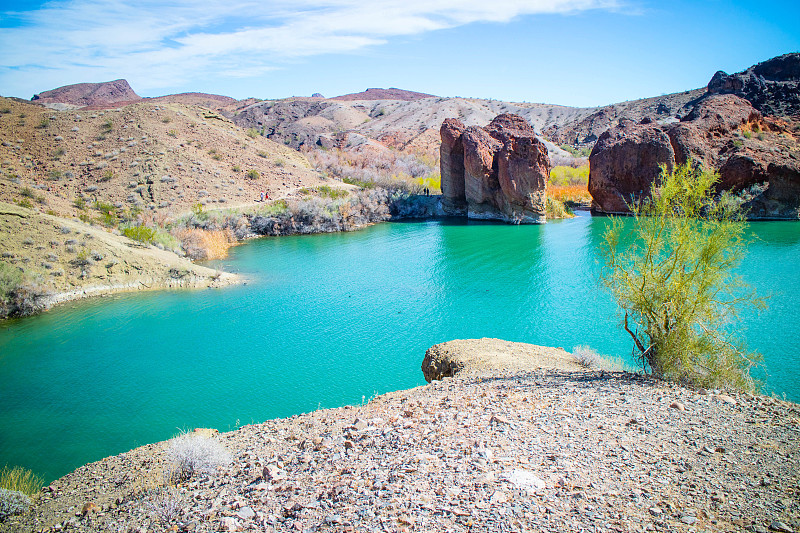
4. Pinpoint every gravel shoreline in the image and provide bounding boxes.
[3,345,799,533]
